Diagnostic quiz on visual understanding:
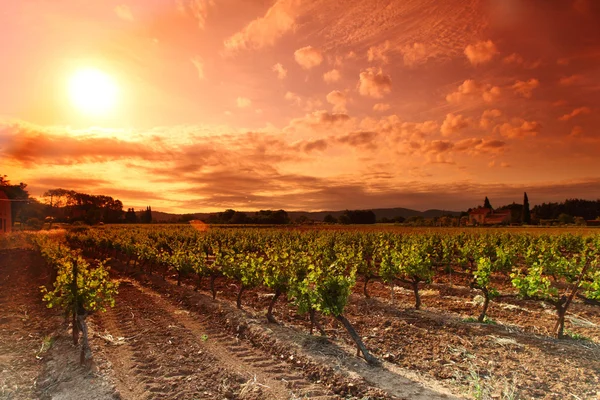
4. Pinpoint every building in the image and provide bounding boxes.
[468,207,511,226]
[0,191,12,234]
